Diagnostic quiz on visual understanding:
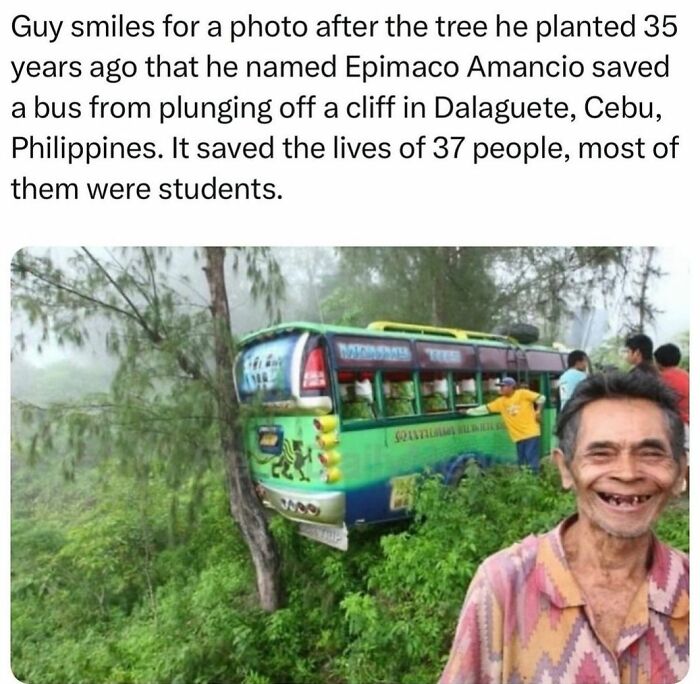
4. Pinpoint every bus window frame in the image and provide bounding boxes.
[334,369,382,424]
[322,332,560,430]
[379,370,419,421]
[523,349,565,409]
[417,369,452,415]
[331,344,484,429]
